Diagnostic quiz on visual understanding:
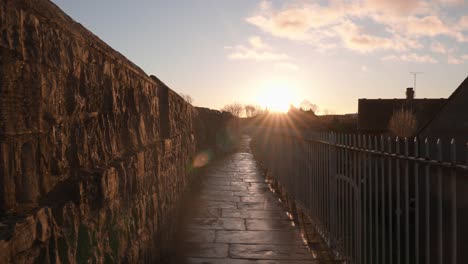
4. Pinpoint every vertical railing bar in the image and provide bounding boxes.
[330,133,333,236]
[350,134,354,260]
[369,135,374,264]
[396,137,401,264]
[436,139,443,264]
[333,133,338,249]
[313,136,317,221]
[319,134,323,230]
[322,134,325,233]
[374,136,380,264]
[388,136,394,264]
[308,141,312,217]
[359,135,368,264]
[327,133,331,236]
[450,139,457,264]
[354,134,359,261]
[342,134,346,257]
[404,138,410,264]
[337,134,342,254]
[326,133,329,233]
[424,138,430,264]
[414,138,420,264]
[381,135,386,264]
[344,134,349,258]
[348,134,352,259]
